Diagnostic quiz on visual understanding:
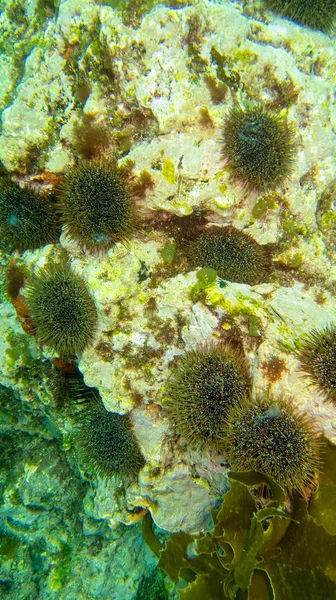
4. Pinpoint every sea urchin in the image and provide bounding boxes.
[297,324,336,402]
[165,343,252,449]
[57,159,134,252]
[223,395,321,495]
[190,226,269,285]
[75,402,145,479]
[222,104,295,193]
[26,263,98,357]
[0,180,59,252]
